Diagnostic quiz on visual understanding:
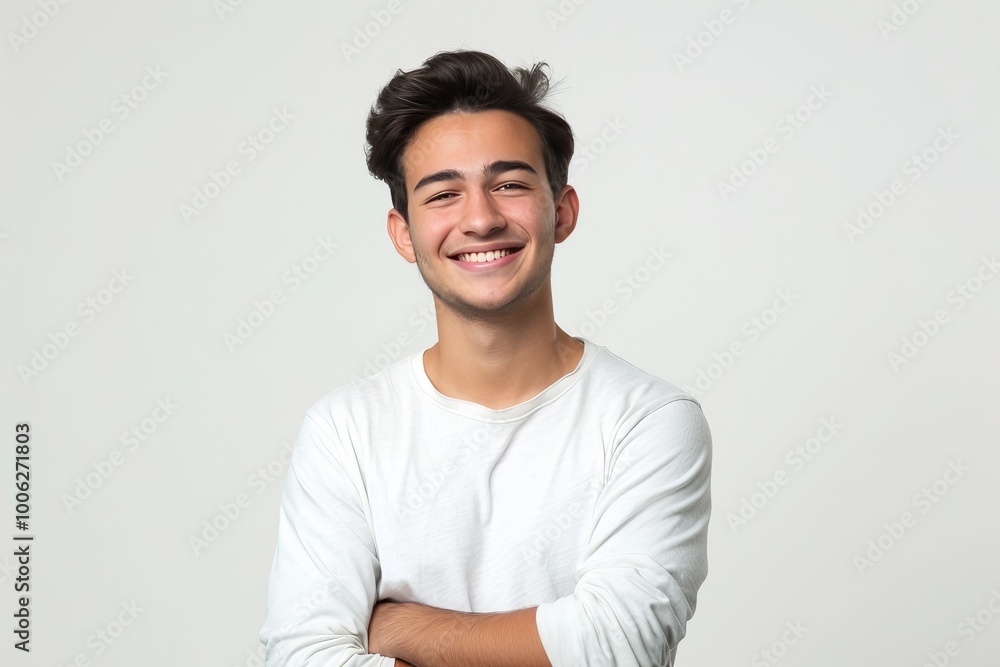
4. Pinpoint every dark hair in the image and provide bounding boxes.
[364,49,574,224]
